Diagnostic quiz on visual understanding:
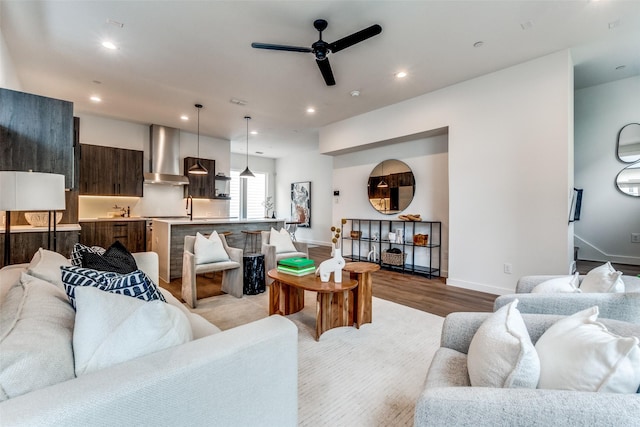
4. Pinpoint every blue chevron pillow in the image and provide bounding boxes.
[61,265,166,309]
